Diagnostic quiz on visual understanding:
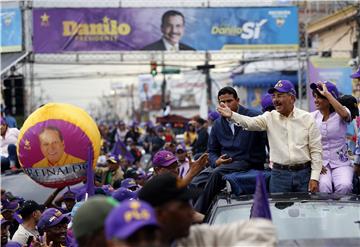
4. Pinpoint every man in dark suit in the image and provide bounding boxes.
[194,86,267,214]
[142,10,195,51]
